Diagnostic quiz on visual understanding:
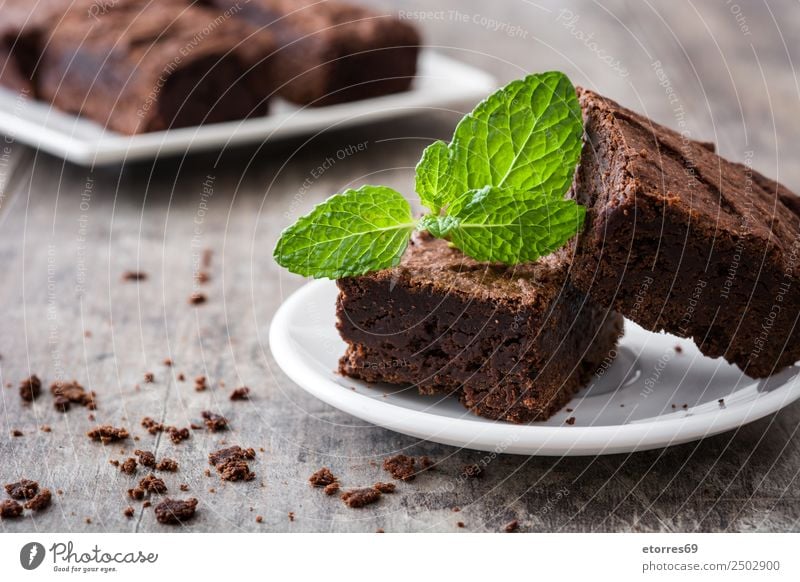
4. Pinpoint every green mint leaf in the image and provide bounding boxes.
[415,140,451,213]
[415,71,582,209]
[446,186,585,264]
[273,185,415,279]
[417,214,459,238]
